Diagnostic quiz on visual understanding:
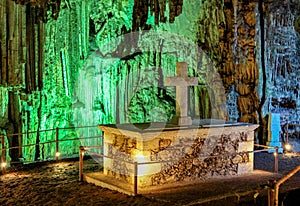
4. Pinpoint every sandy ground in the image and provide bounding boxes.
[1,152,300,206]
